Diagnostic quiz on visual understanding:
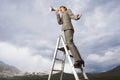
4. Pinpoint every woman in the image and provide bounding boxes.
[55,6,84,68]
